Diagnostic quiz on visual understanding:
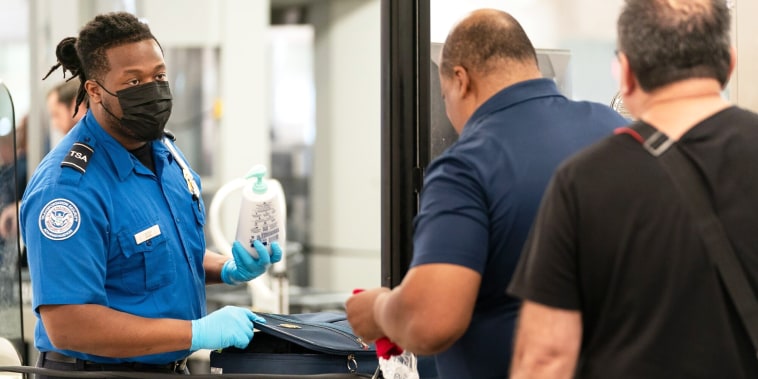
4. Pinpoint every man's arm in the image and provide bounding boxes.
[40,304,191,357]
[203,249,228,284]
[510,301,582,379]
[347,263,480,355]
